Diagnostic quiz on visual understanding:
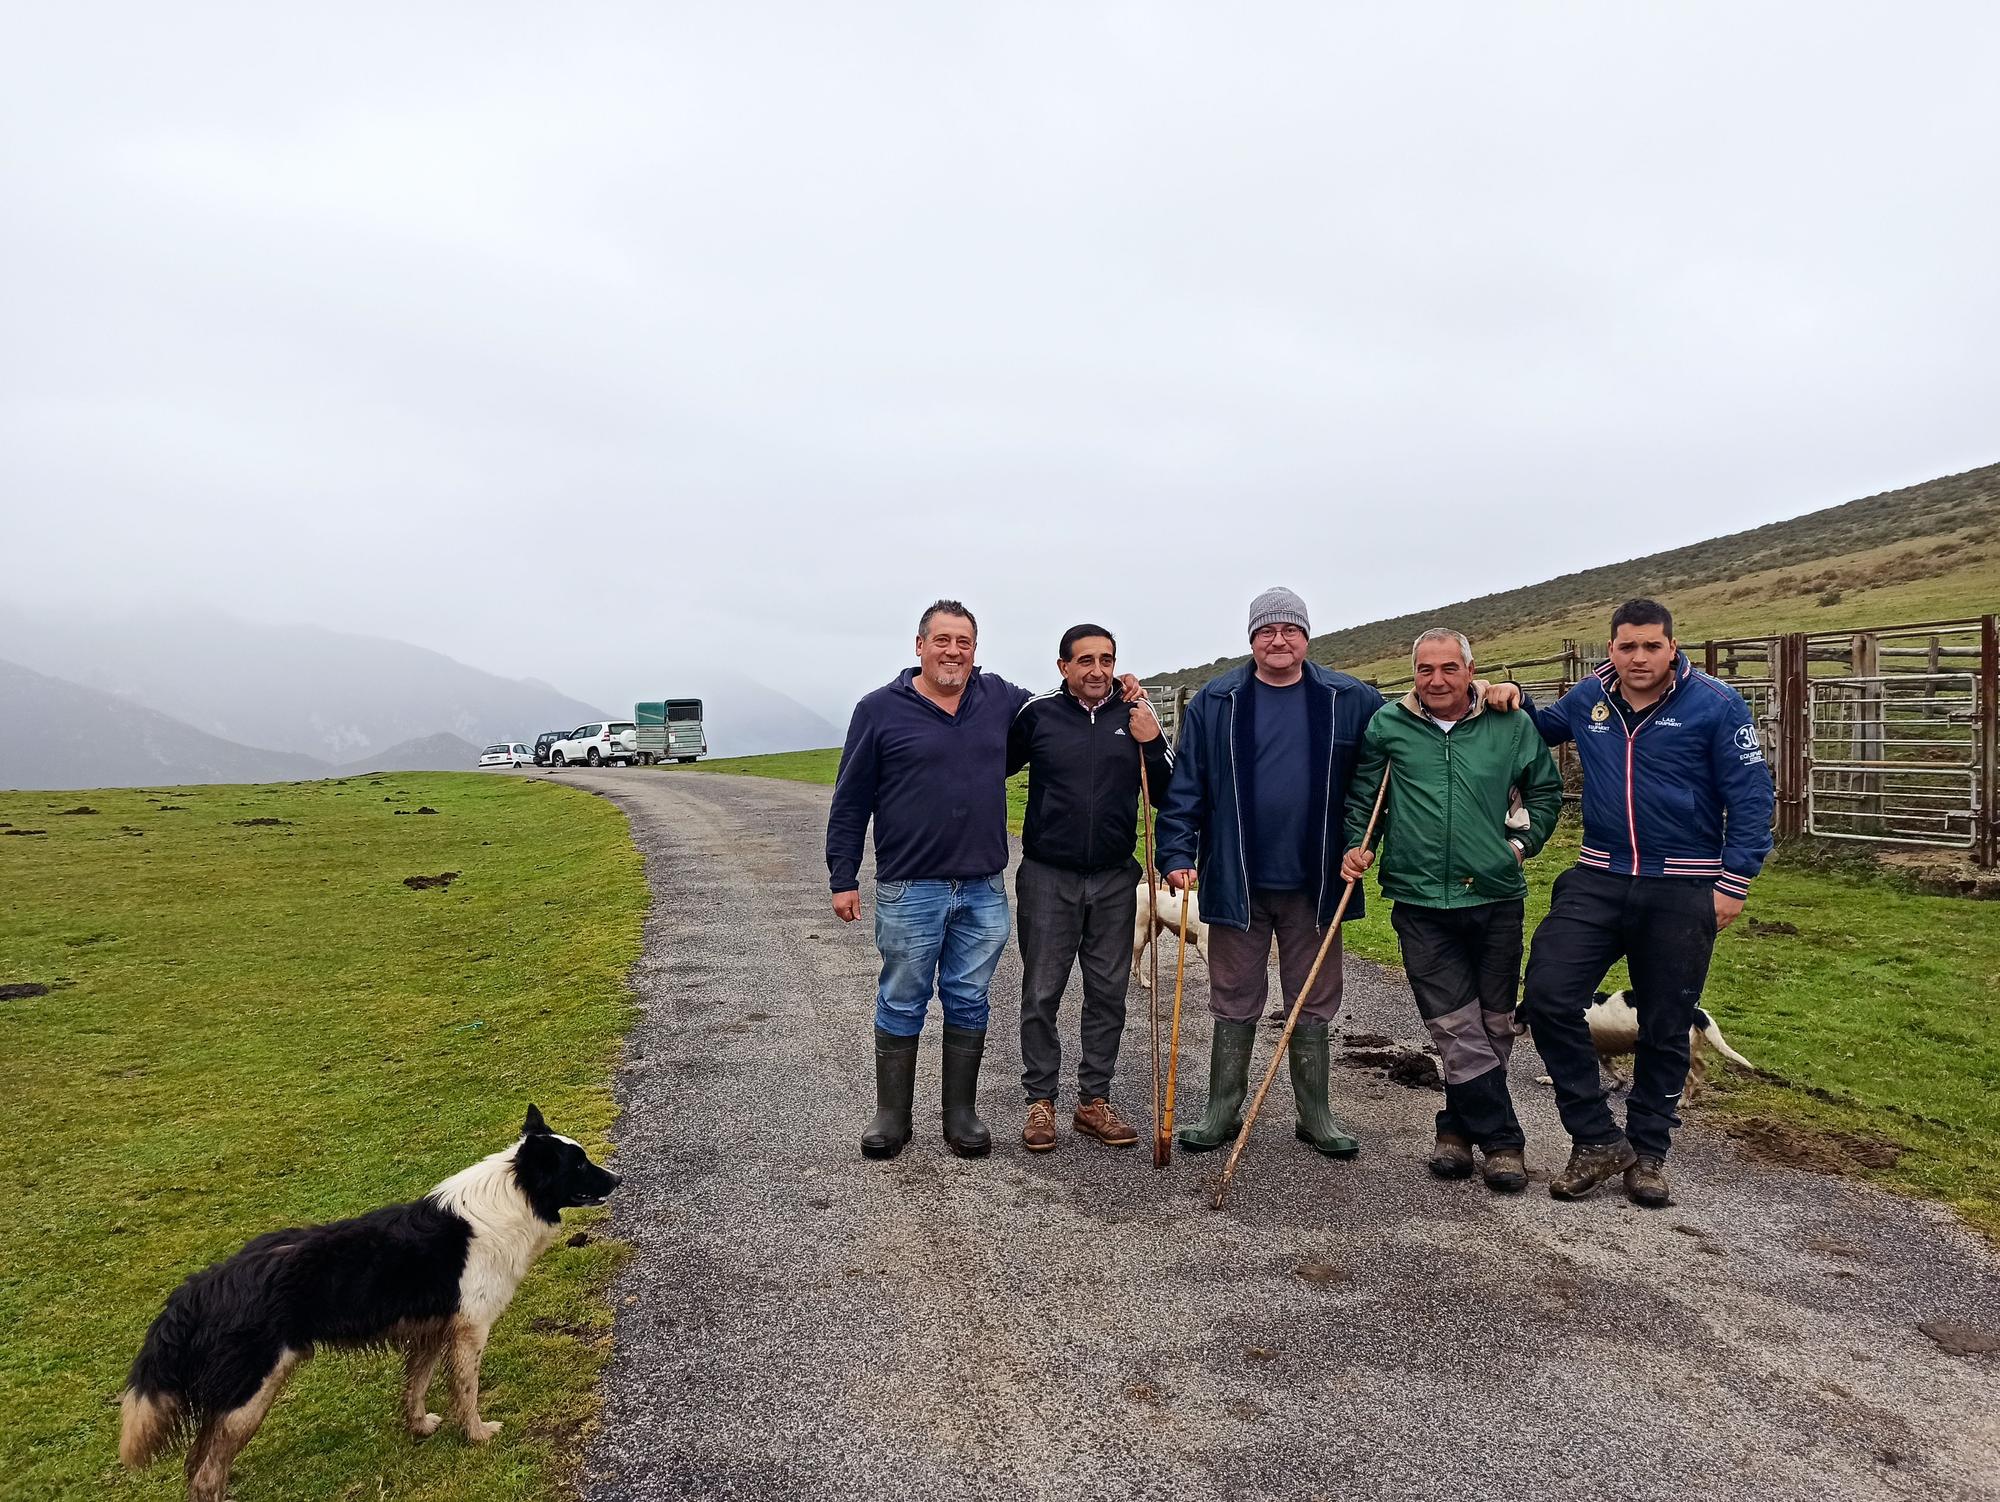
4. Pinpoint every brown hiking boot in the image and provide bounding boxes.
[1549,1139,1639,1200]
[1427,1132,1474,1179]
[1022,1099,1058,1153]
[1073,1097,1139,1147]
[1624,1155,1671,1208]
[1481,1148,1528,1194]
